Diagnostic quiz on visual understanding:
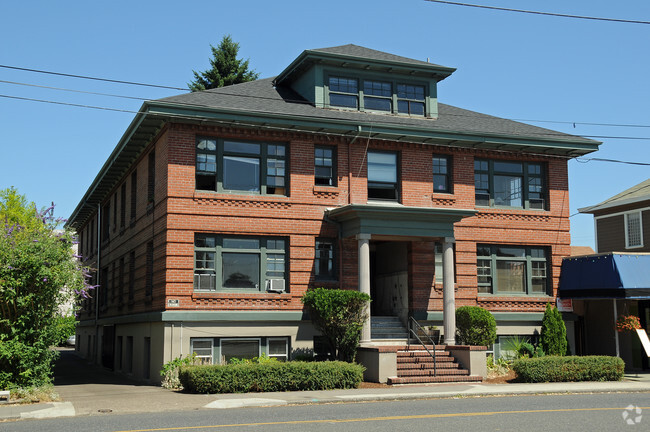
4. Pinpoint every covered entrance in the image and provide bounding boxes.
[327,204,474,345]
